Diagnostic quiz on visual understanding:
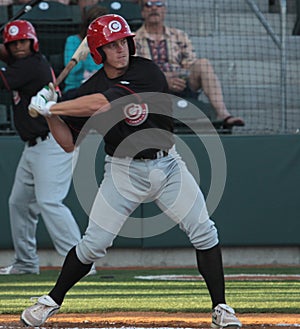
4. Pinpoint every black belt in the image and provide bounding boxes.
[133,150,168,160]
[27,134,50,147]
